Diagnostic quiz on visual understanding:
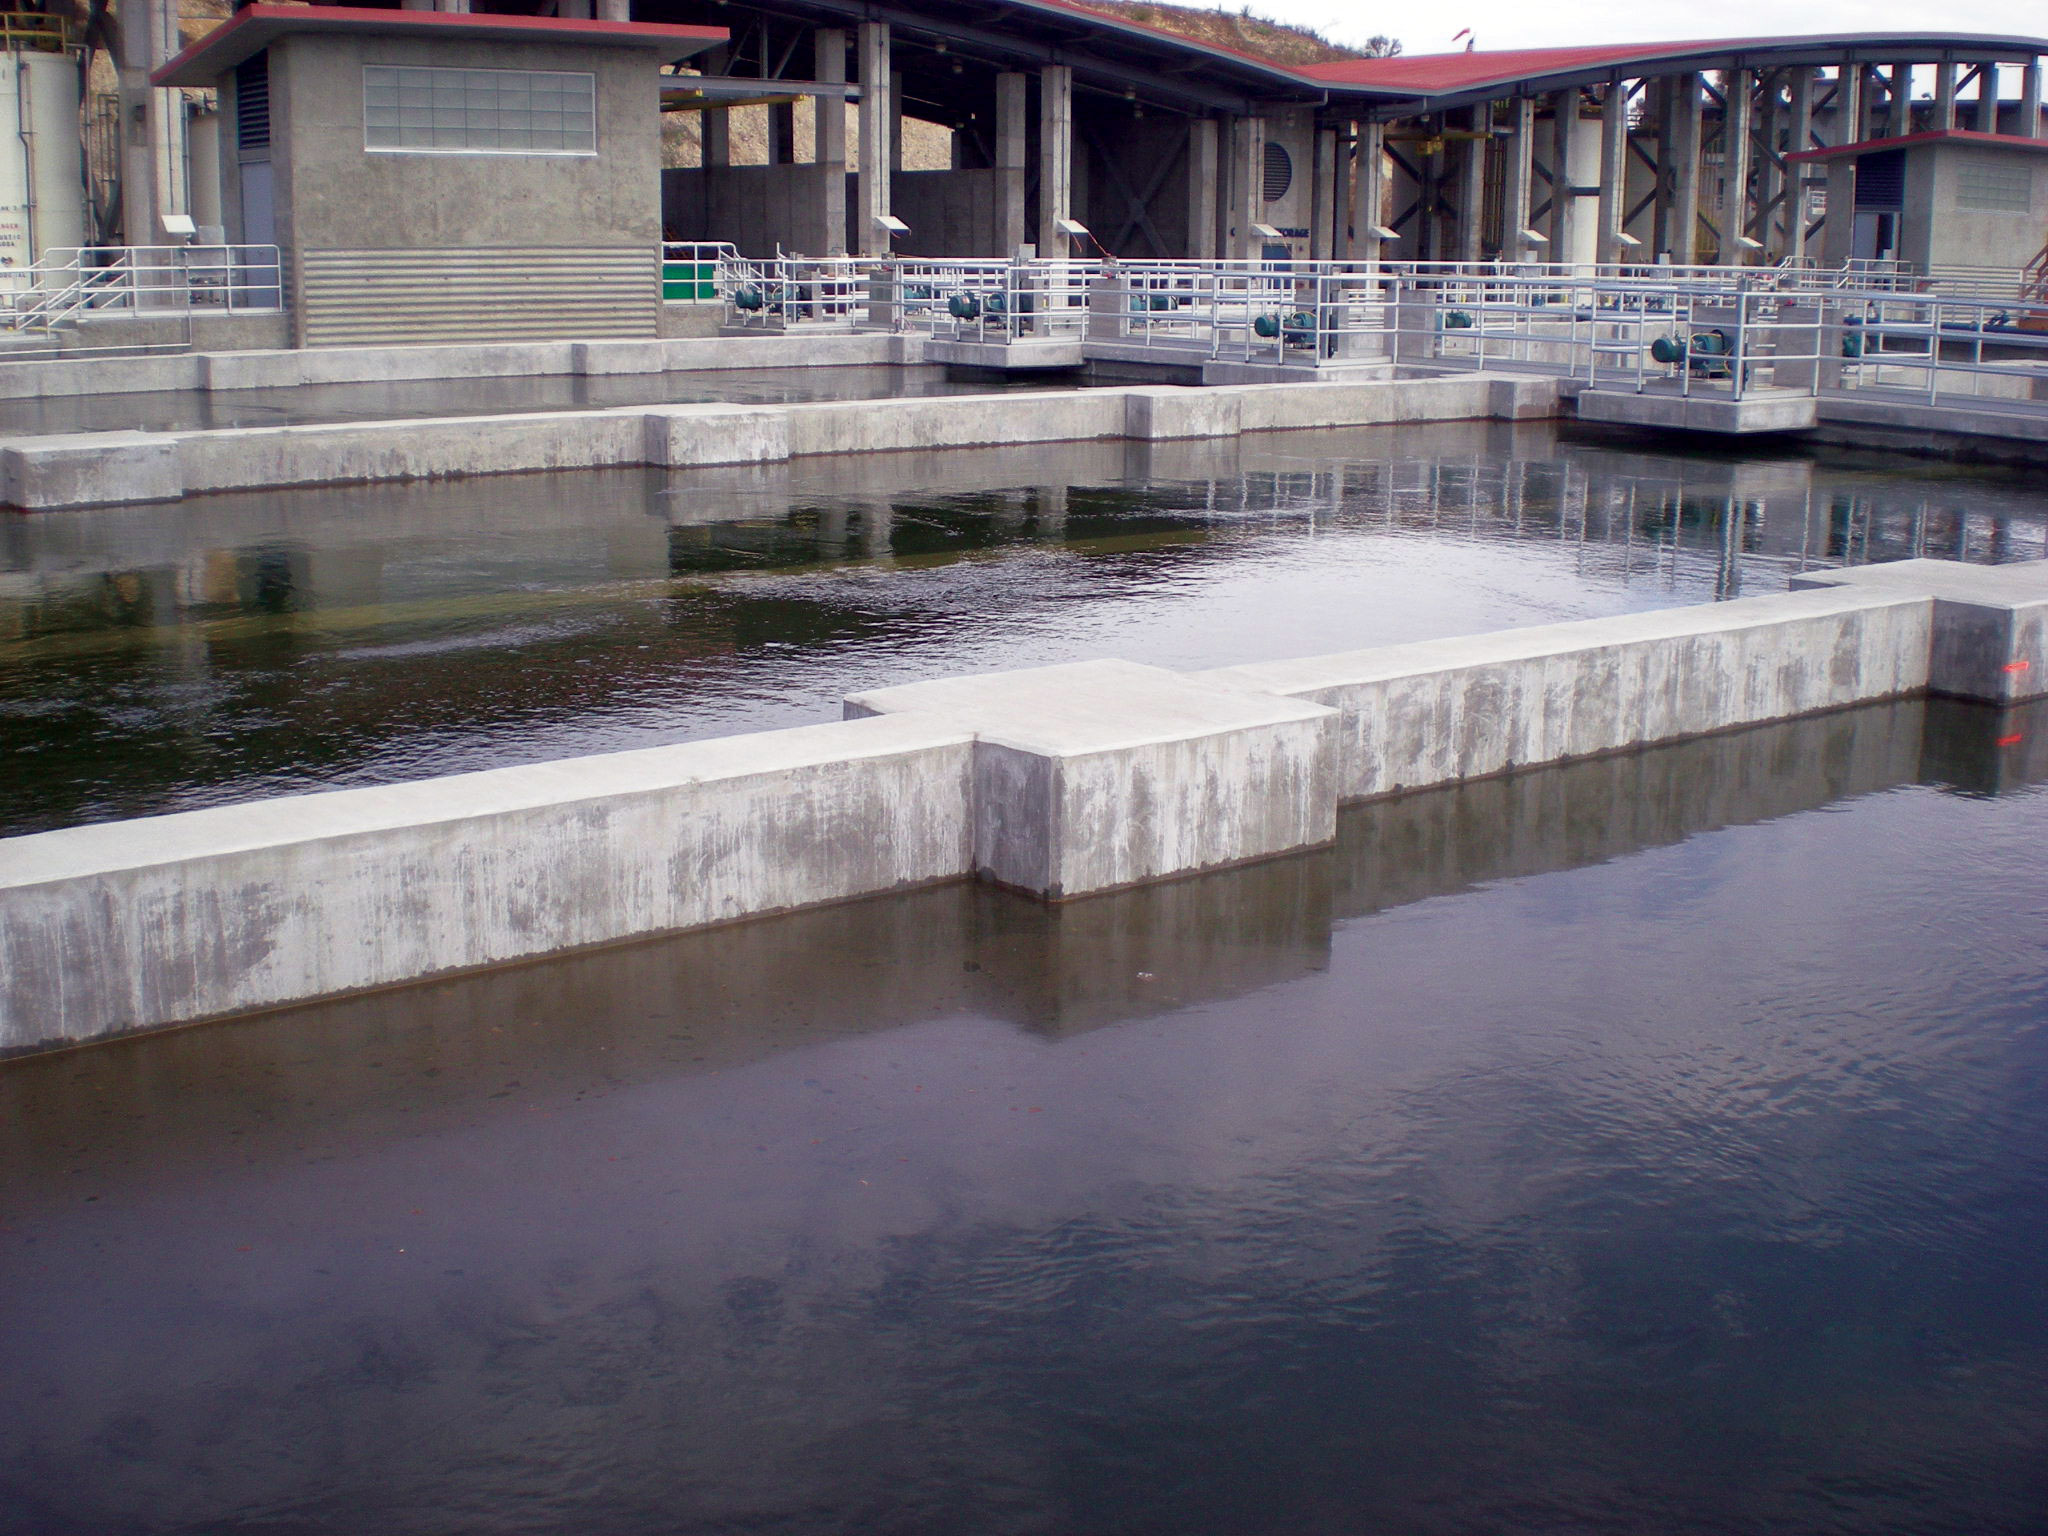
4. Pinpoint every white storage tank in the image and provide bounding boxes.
[0,46,84,276]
